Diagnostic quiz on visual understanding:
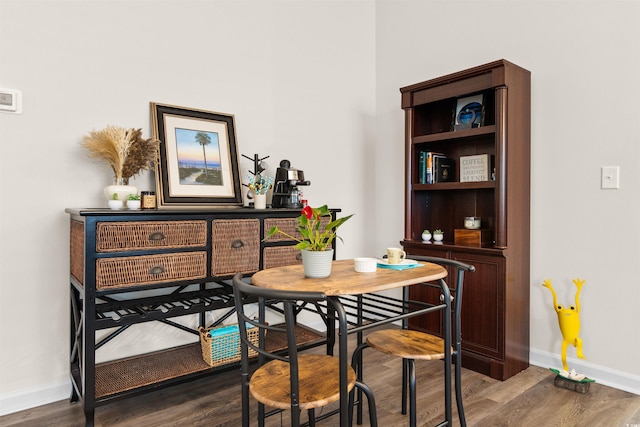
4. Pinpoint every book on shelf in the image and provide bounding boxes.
[426,152,435,184]
[418,151,427,184]
[460,154,494,182]
[418,151,447,184]
[433,155,455,183]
